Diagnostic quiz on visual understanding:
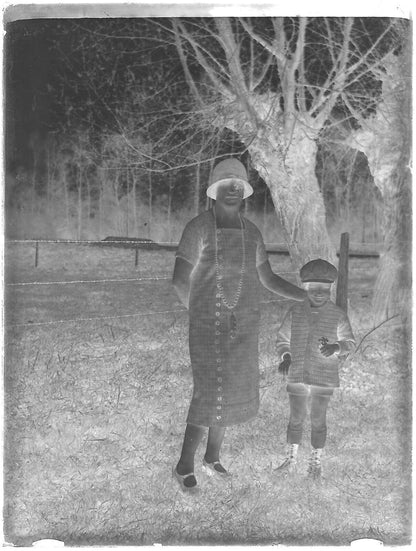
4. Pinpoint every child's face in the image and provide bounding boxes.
[304,282,332,307]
